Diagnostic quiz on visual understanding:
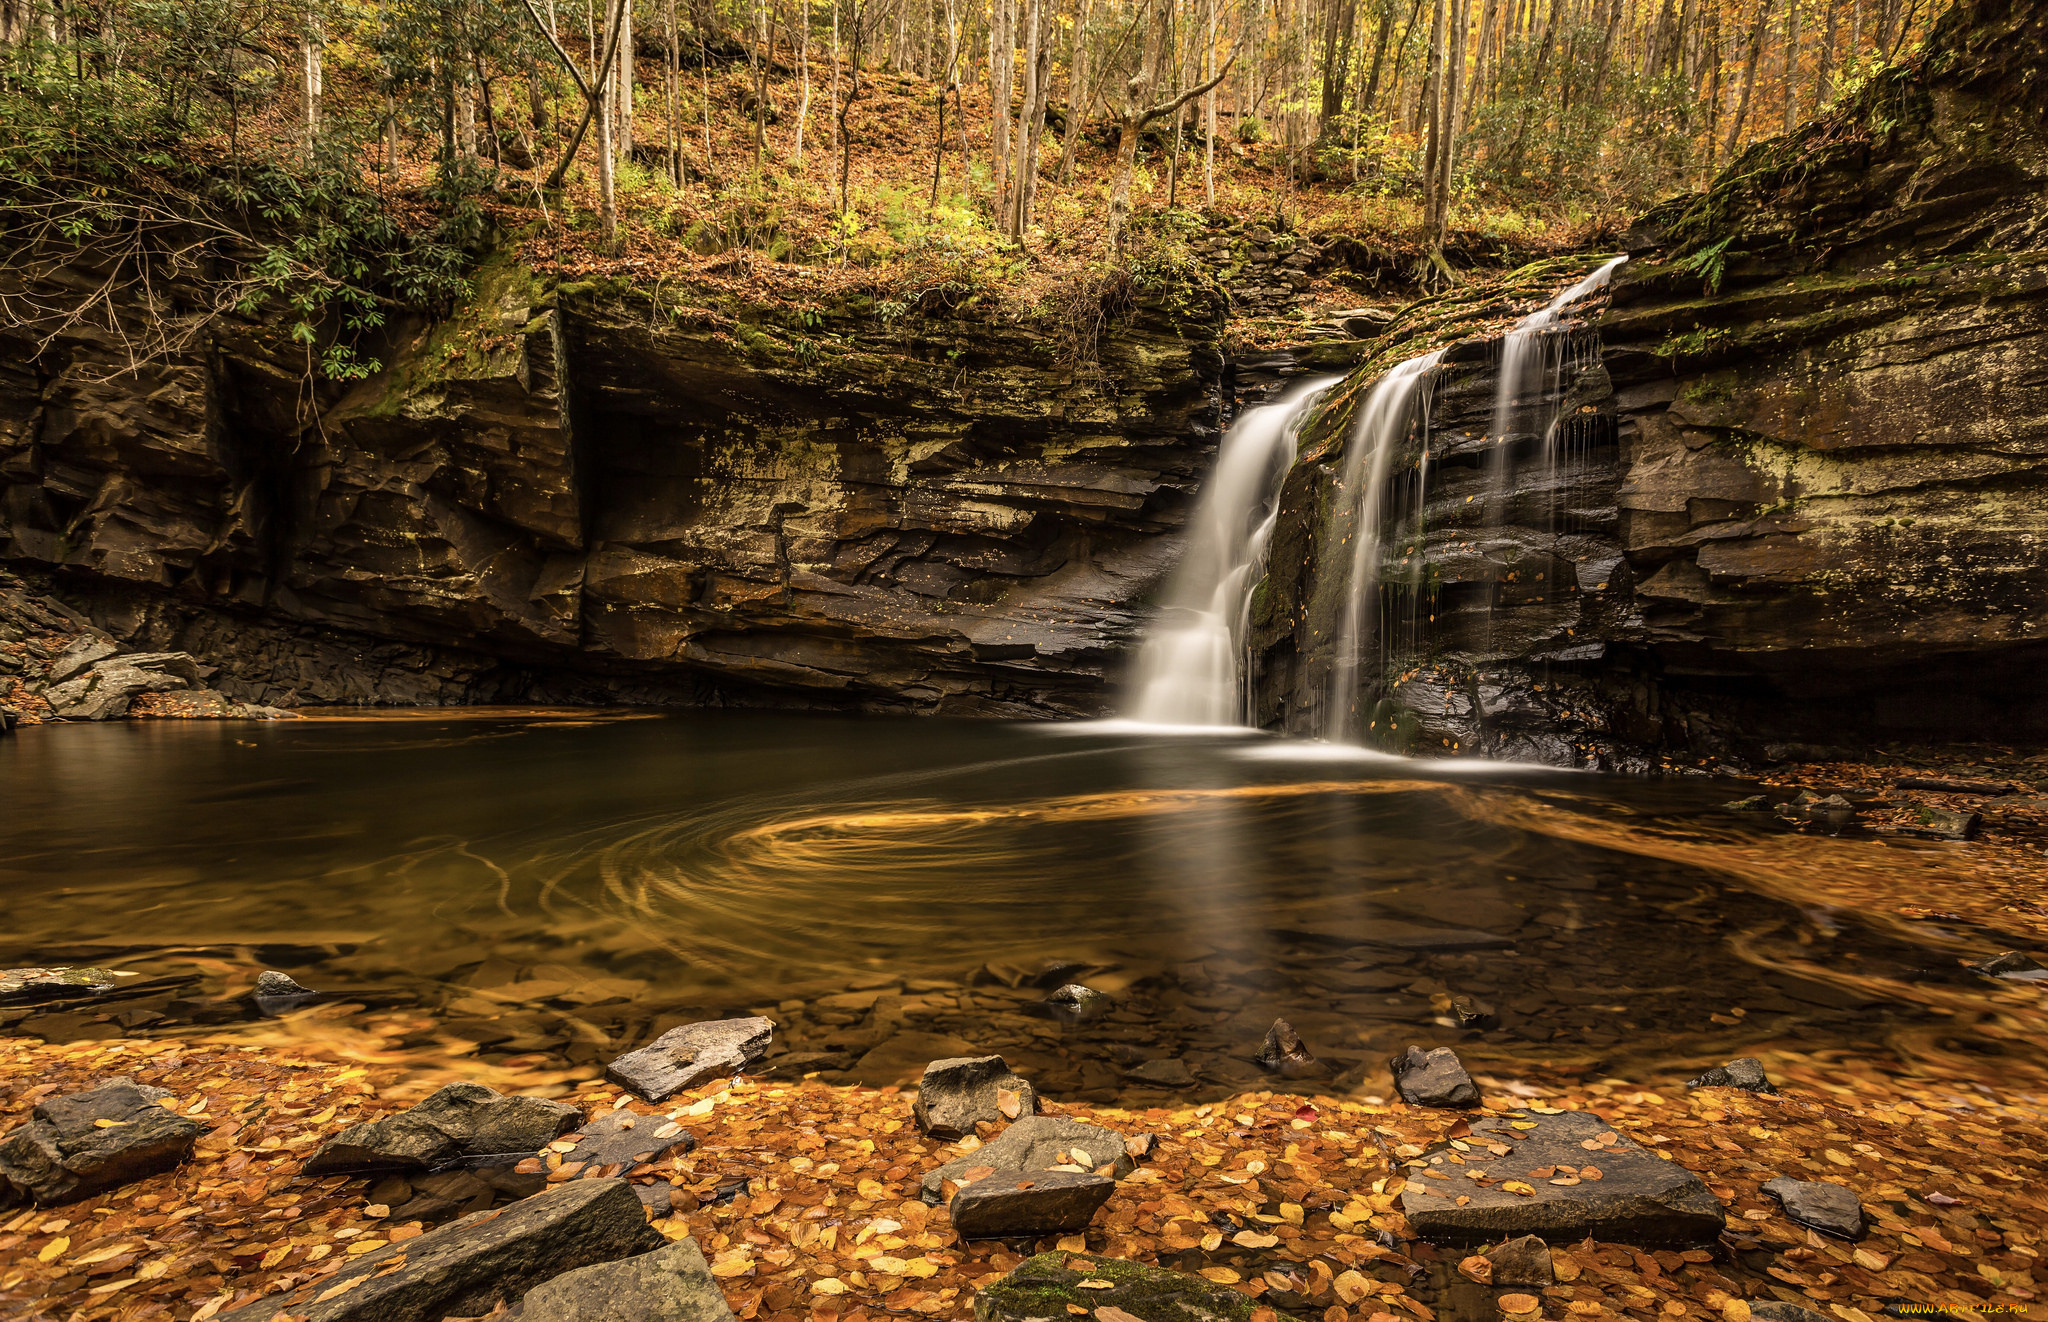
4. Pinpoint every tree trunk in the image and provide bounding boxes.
[617,0,634,157]
[1781,0,1799,131]
[1055,0,1092,184]
[989,0,1014,220]
[1008,0,1042,236]
[1723,0,1772,156]
[1419,0,1445,237]
[795,0,812,164]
